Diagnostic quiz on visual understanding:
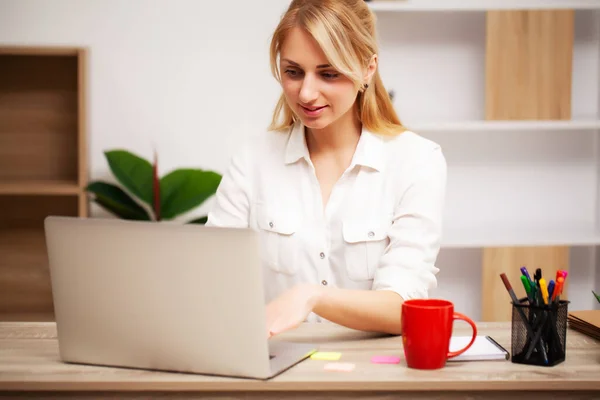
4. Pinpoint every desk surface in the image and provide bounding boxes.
[1,321,599,399]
